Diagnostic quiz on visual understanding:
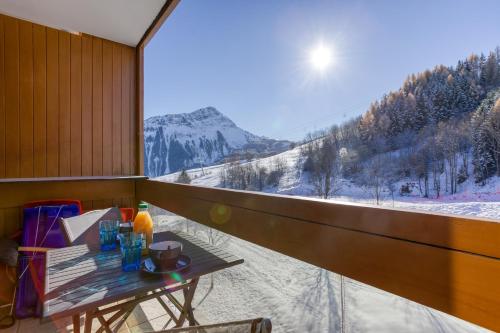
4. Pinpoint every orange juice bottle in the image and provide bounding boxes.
[133,202,153,255]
